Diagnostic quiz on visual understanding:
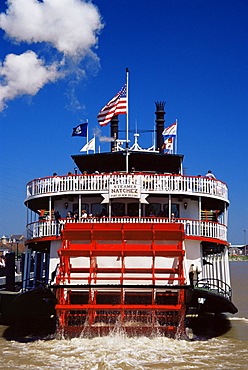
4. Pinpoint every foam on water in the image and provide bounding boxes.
[1,330,248,370]
[229,317,248,323]
[1,263,248,369]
